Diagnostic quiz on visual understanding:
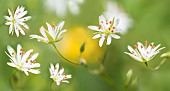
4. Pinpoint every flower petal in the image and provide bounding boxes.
[99,35,105,47]
[106,35,112,45]
[88,26,101,32]
[110,34,120,39]
[7,62,17,68]
[92,34,101,39]
[124,52,143,62]
[21,49,33,63]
